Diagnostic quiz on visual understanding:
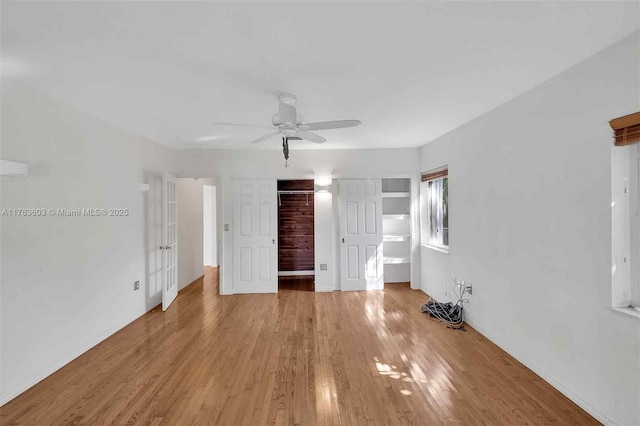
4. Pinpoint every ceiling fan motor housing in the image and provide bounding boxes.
[276,94,299,126]
[272,113,303,127]
[278,94,296,105]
